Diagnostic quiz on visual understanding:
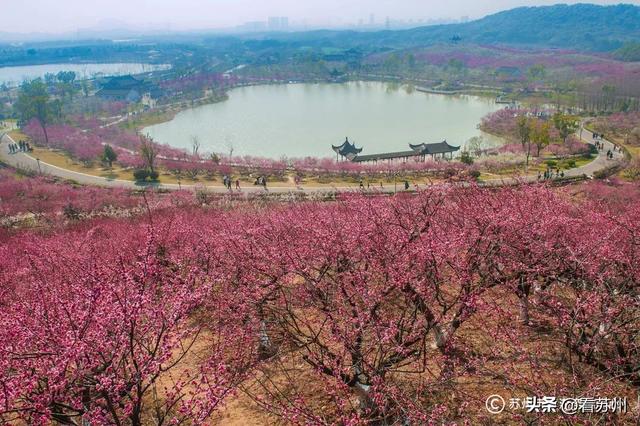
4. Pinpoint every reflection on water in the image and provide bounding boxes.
[144,82,503,159]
